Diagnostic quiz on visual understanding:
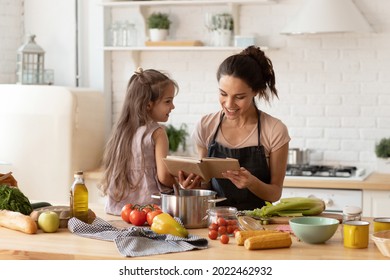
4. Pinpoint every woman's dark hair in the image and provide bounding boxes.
[216,45,278,102]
